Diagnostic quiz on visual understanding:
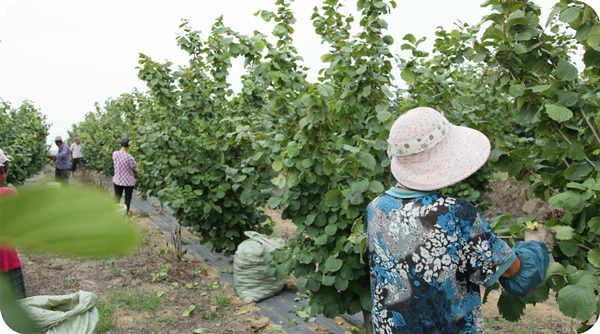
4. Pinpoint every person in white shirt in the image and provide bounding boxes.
[70,137,83,172]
